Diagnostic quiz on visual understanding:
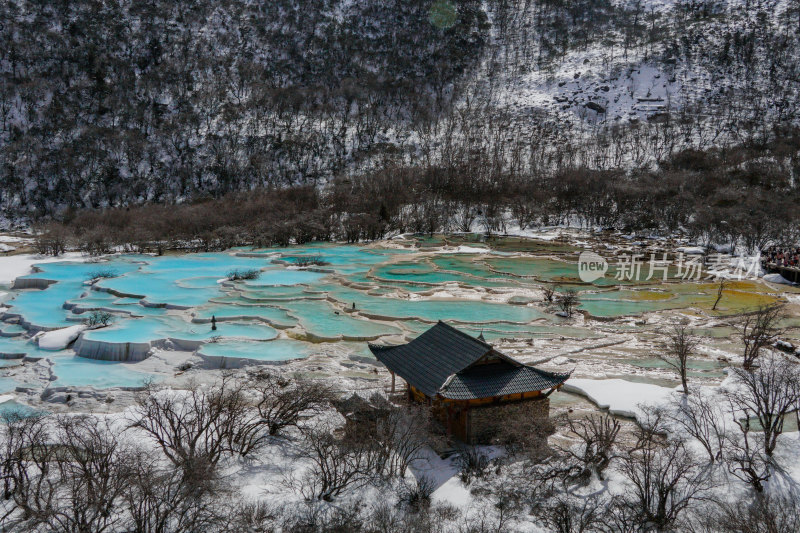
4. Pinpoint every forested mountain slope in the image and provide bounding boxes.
[1,0,799,226]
